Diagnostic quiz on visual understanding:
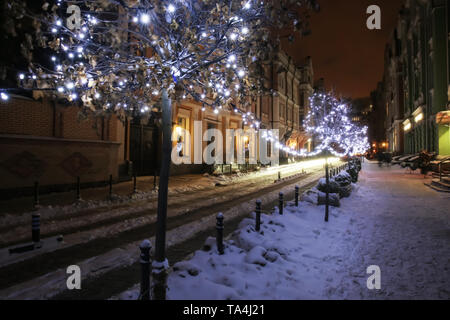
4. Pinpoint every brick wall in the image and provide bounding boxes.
[0,96,126,194]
